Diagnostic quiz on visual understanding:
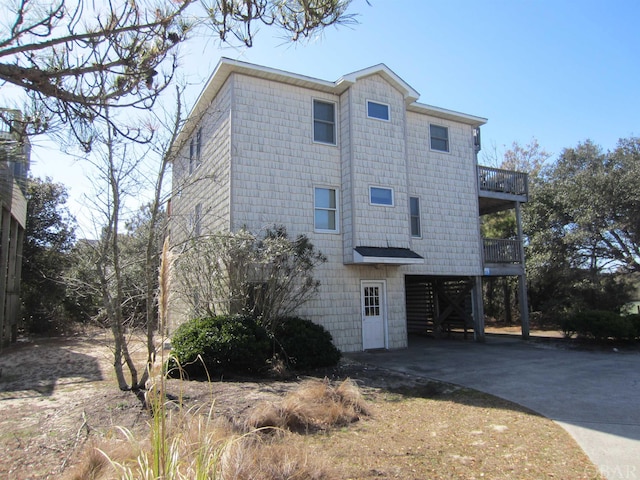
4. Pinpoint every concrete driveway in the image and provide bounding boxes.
[347,334,640,480]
